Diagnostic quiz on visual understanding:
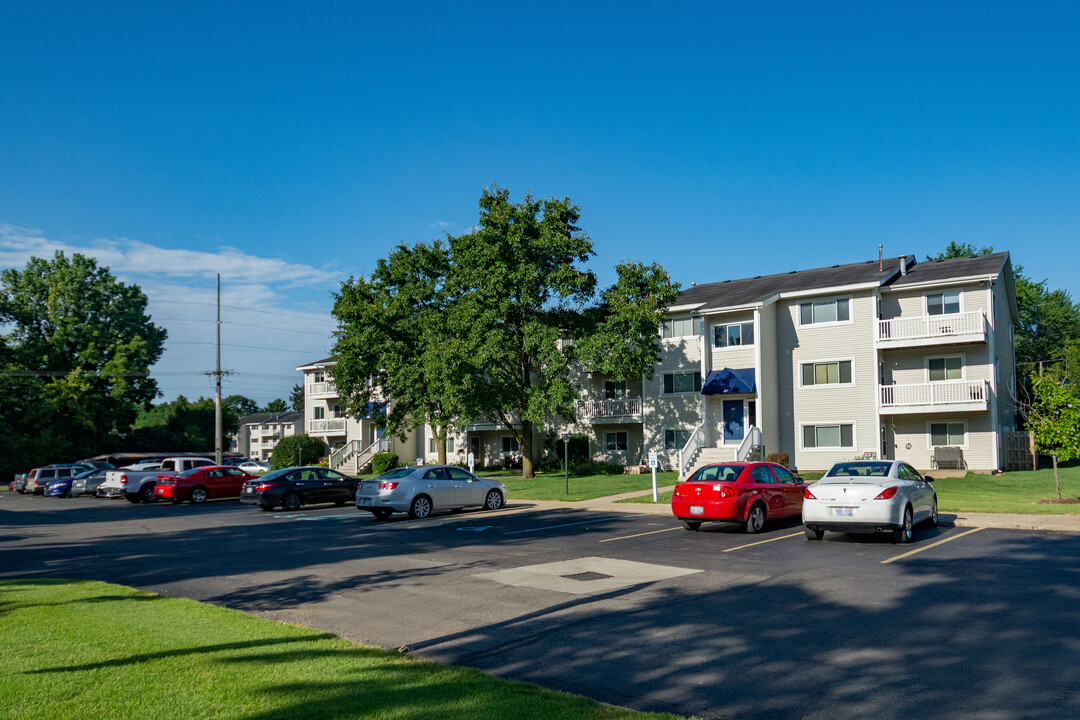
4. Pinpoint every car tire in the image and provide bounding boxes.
[804,525,824,541]
[892,505,914,544]
[682,519,701,531]
[372,508,393,520]
[139,485,157,503]
[124,492,142,504]
[70,490,80,498]
[484,490,504,511]
[190,487,208,504]
[281,493,302,511]
[927,497,938,528]
[409,494,432,519]
[745,503,766,534]
[258,503,275,511]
